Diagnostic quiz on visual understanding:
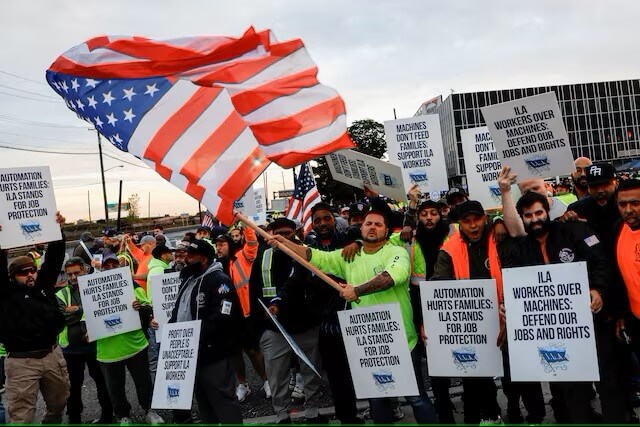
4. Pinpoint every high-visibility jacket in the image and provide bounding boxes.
[389,232,449,286]
[441,231,504,303]
[56,285,85,348]
[229,227,258,317]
